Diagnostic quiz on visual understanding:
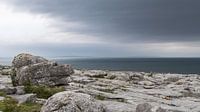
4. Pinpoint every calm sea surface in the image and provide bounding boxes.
[54,58,200,74]
[1,57,200,74]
